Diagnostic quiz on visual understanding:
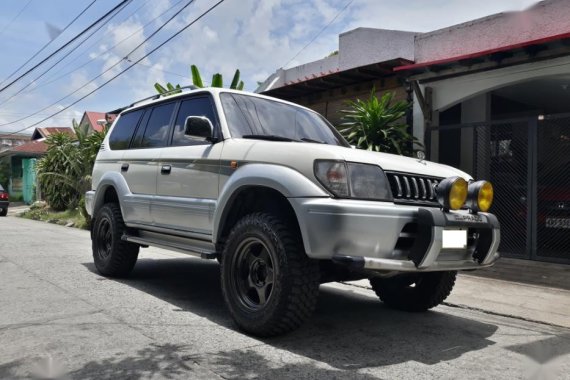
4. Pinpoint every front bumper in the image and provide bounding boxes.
[290,198,500,273]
